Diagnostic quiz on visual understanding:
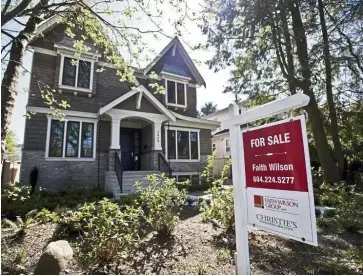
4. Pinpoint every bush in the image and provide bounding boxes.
[319,182,363,232]
[201,157,234,229]
[1,183,112,218]
[135,173,189,236]
[61,199,143,272]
